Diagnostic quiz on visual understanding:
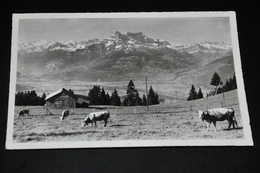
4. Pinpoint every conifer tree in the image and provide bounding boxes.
[88,85,102,105]
[232,73,237,89]
[106,92,111,105]
[147,86,159,105]
[187,85,198,101]
[15,90,44,106]
[100,87,107,105]
[138,97,143,106]
[111,89,121,106]
[123,80,139,106]
[210,72,222,87]
[40,92,46,105]
[197,87,203,99]
[142,94,147,106]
